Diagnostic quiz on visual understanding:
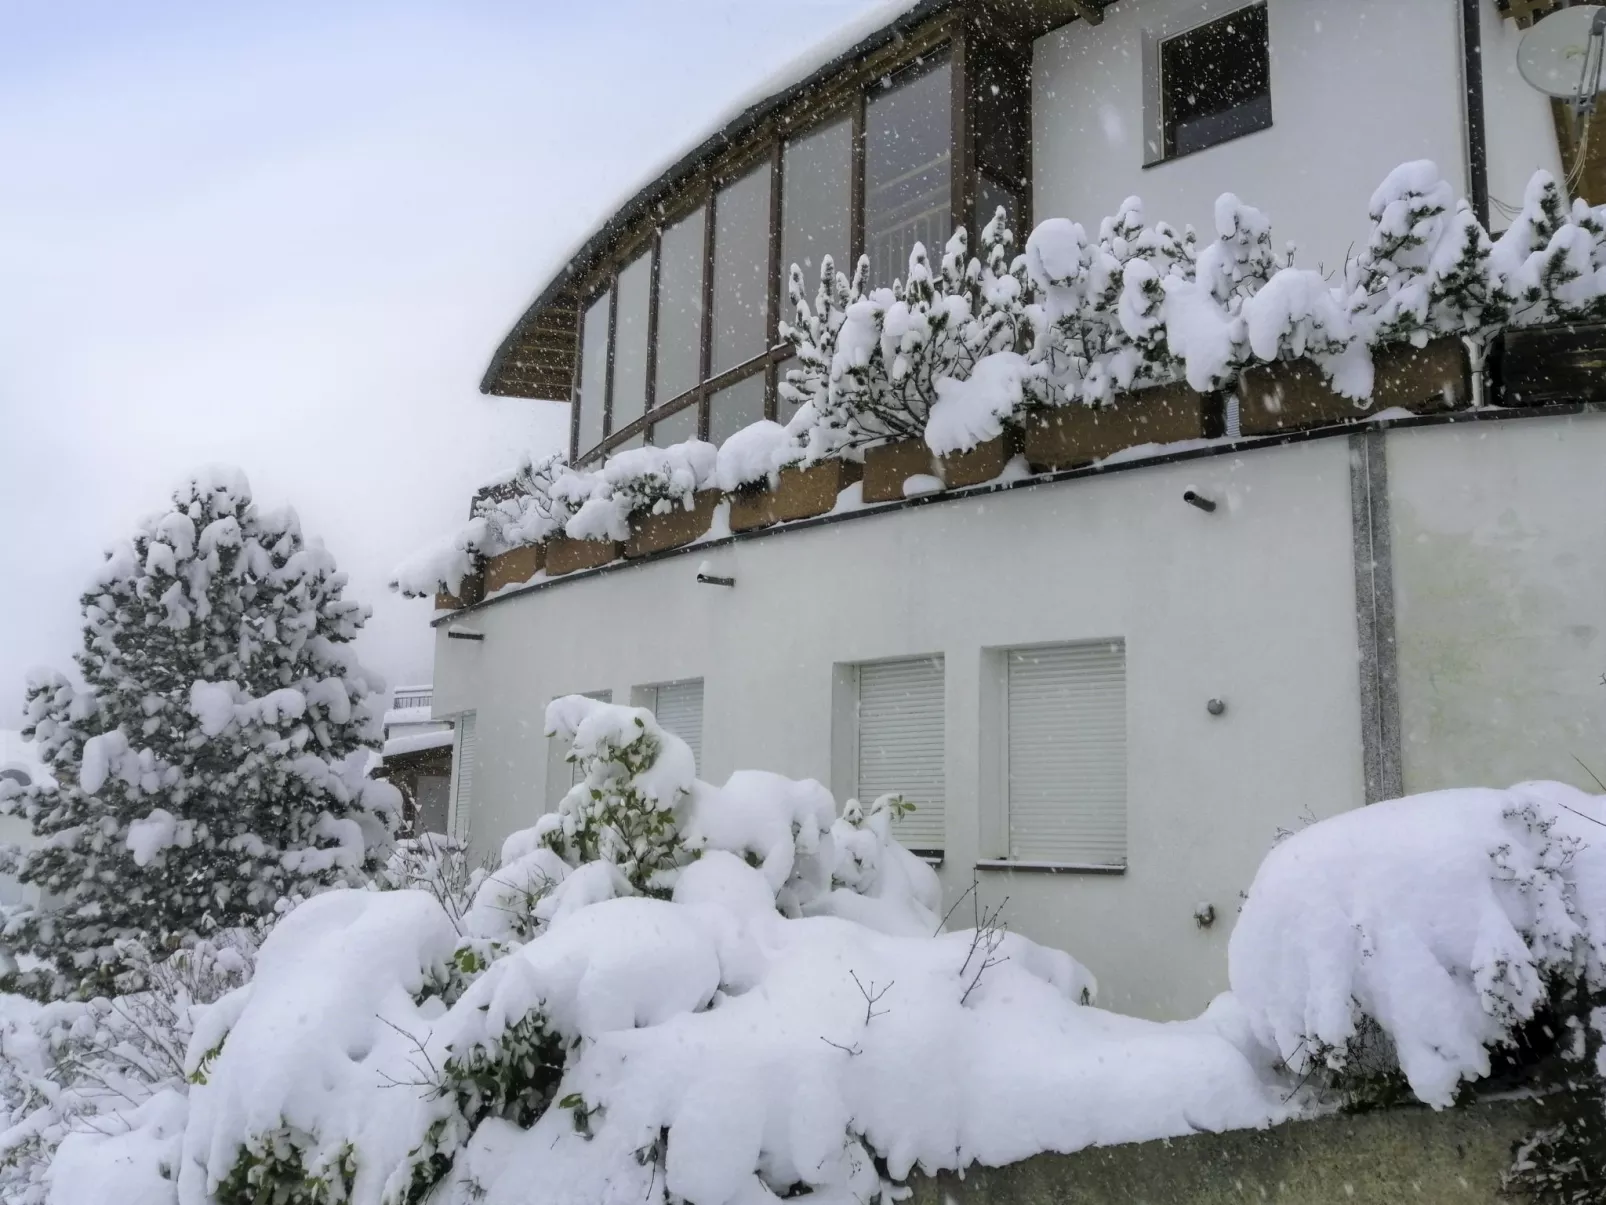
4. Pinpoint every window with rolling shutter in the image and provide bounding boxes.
[449,711,477,834]
[855,657,945,854]
[647,679,704,775]
[1005,642,1127,867]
